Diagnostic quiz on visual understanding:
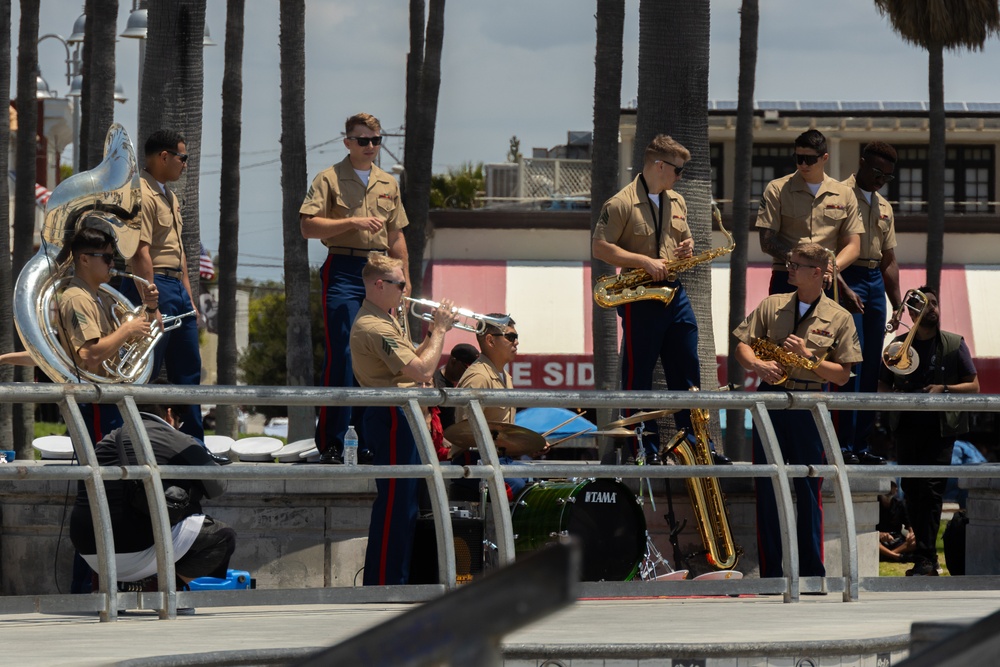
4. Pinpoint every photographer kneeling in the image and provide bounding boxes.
[70,399,236,587]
